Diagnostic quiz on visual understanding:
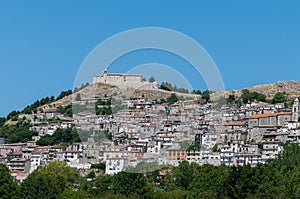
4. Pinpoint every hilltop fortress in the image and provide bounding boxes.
[92,69,158,90]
